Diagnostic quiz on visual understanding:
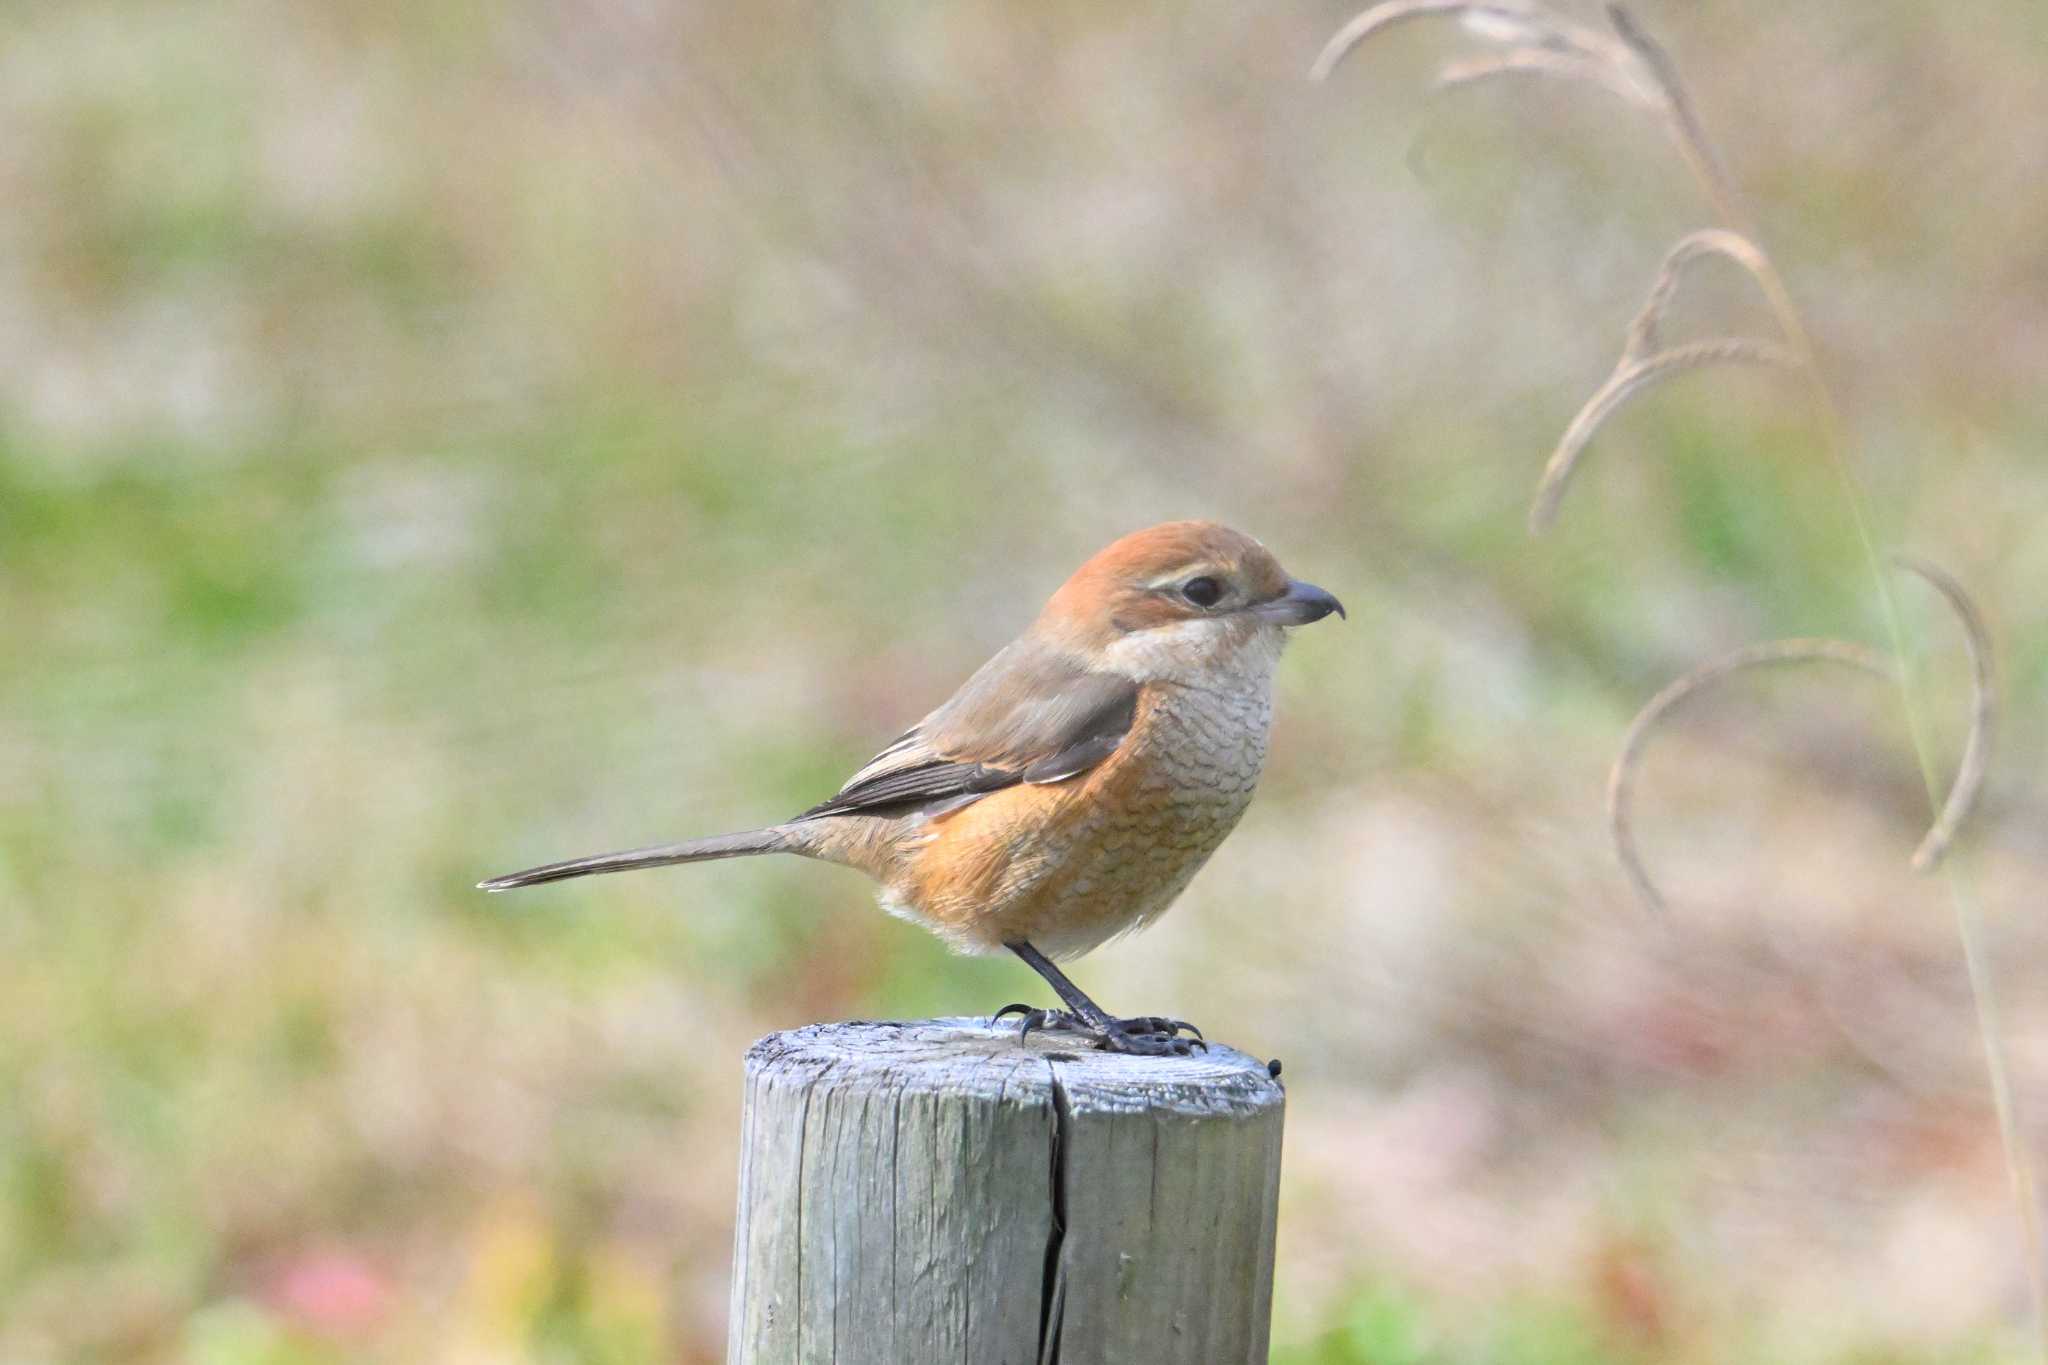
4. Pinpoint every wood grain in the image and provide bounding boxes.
[729,1017,1285,1365]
